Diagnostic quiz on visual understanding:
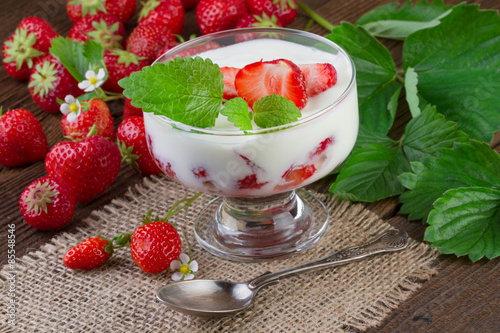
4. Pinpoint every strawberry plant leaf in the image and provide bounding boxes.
[253,94,301,128]
[404,67,421,117]
[425,186,500,261]
[50,37,105,83]
[403,4,500,143]
[399,140,500,221]
[119,57,224,128]
[326,23,401,135]
[402,105,469,163]
[220,97,253,131]
[356,0,452,40]
[330,143,411,202]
